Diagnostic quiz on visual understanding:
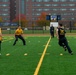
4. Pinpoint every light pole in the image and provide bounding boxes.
[19,0,21,26]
